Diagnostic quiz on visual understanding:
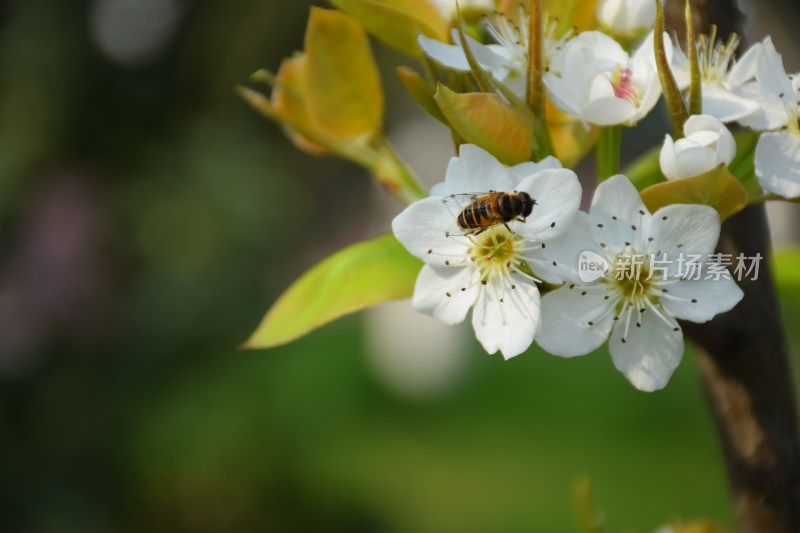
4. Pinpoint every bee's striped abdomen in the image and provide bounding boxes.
[457,199,491,230]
